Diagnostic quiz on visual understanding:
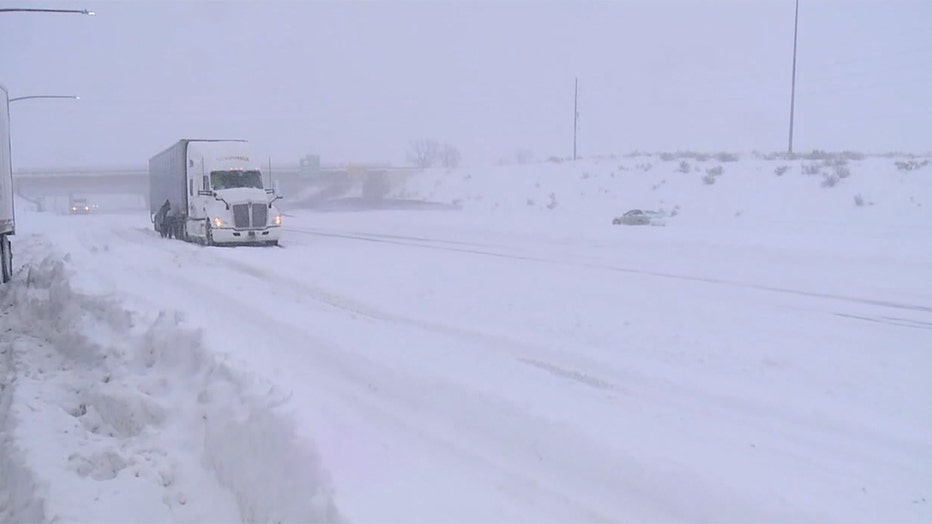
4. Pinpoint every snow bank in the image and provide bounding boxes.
[0,335,45,523]
[391,152,932,228]
[0,257,341,523]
